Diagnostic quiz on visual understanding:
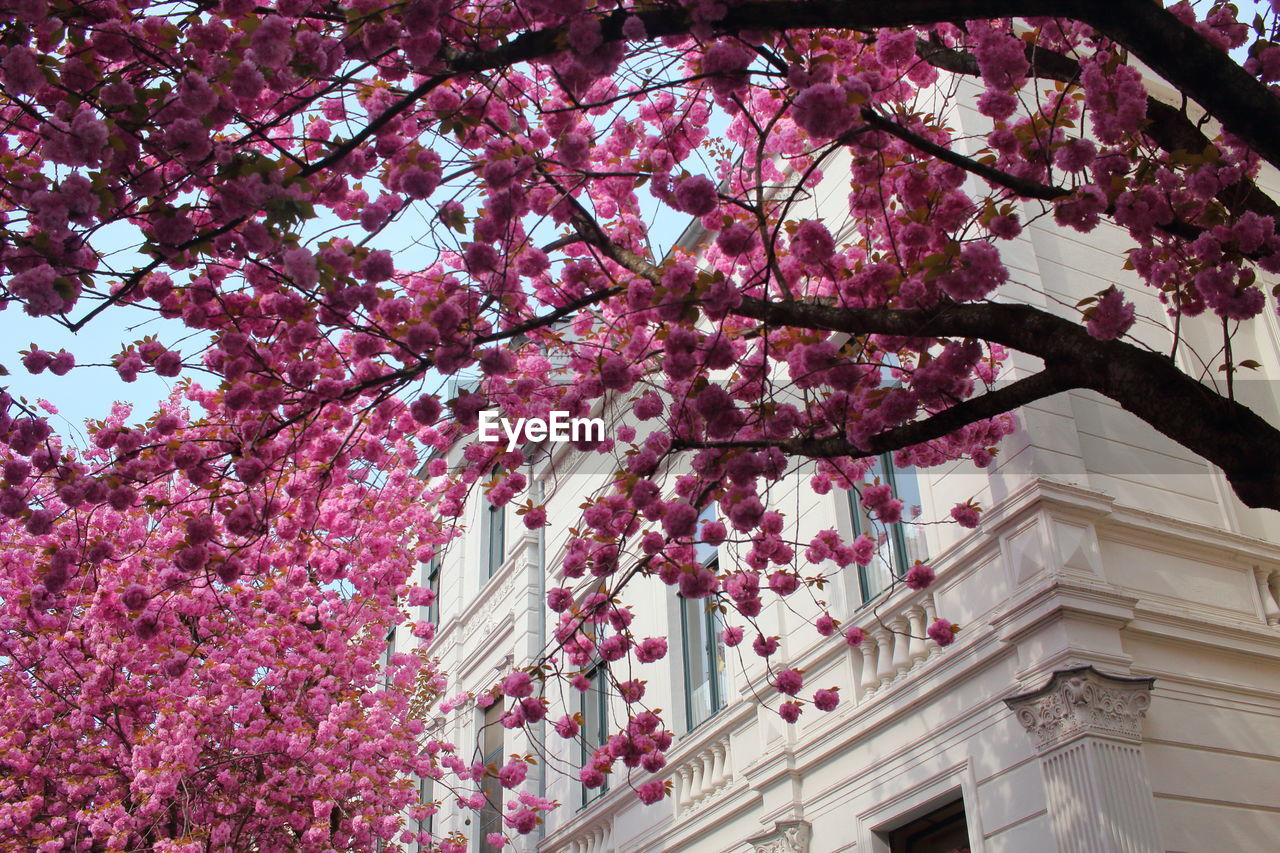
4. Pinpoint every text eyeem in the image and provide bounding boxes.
[477,411,606,452]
